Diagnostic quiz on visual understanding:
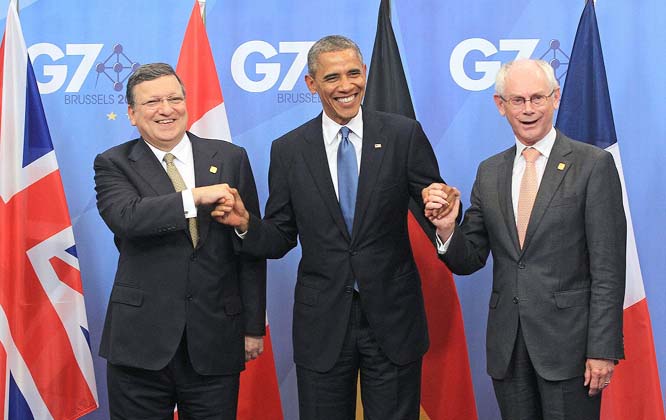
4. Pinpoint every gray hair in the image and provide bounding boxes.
[307,35,363,76]
[126,63,186,107]
[495,59,559,96]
